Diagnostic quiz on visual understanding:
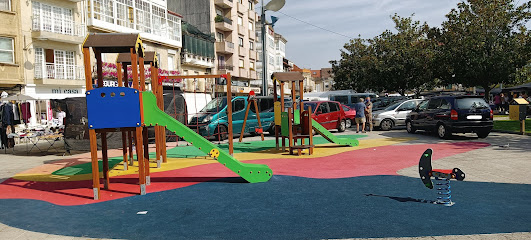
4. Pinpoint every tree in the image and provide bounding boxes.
[436,0,531,98]
[331,15,438,96]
